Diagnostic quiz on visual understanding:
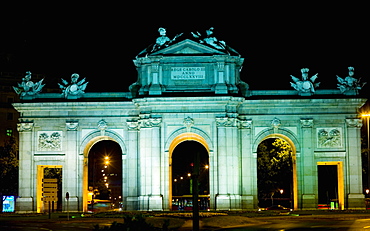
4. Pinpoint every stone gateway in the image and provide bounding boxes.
[13,28,366,212]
